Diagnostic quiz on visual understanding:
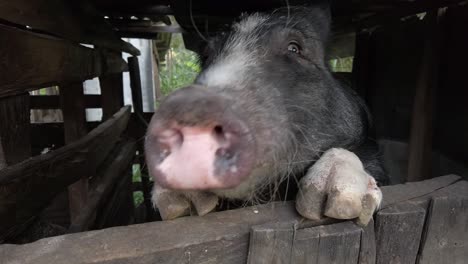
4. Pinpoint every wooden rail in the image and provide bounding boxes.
[0,175,466,263]
[0,106,131,242]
